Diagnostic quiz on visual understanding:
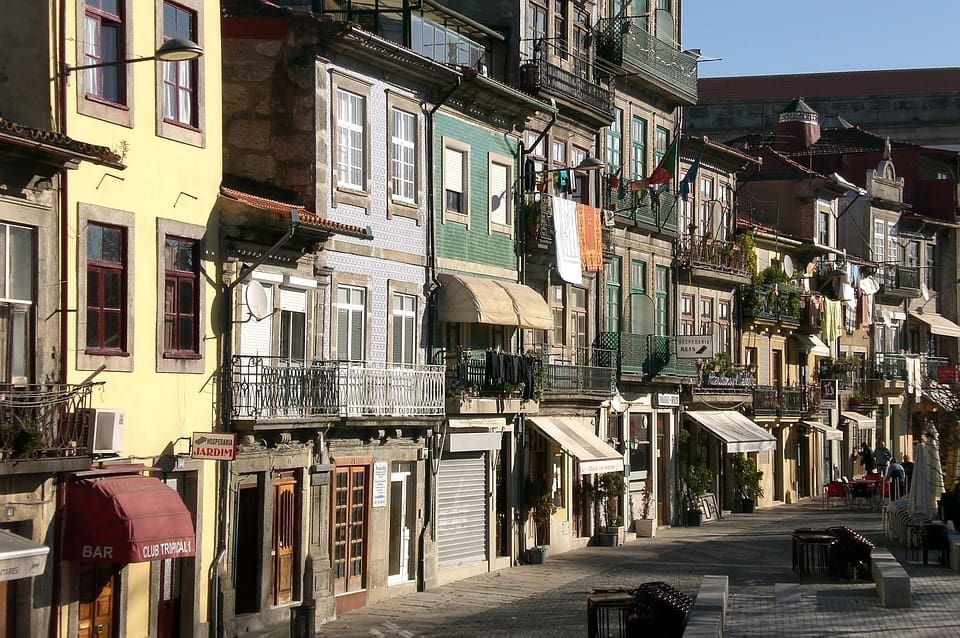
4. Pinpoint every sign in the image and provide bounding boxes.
[656,393,680,407]
[820,379,839,410]
[191,432,237,461]
[677,335,714,359]
[372,462,389,508]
